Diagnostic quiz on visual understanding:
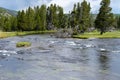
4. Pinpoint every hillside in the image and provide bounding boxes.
[0,7,17,16]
